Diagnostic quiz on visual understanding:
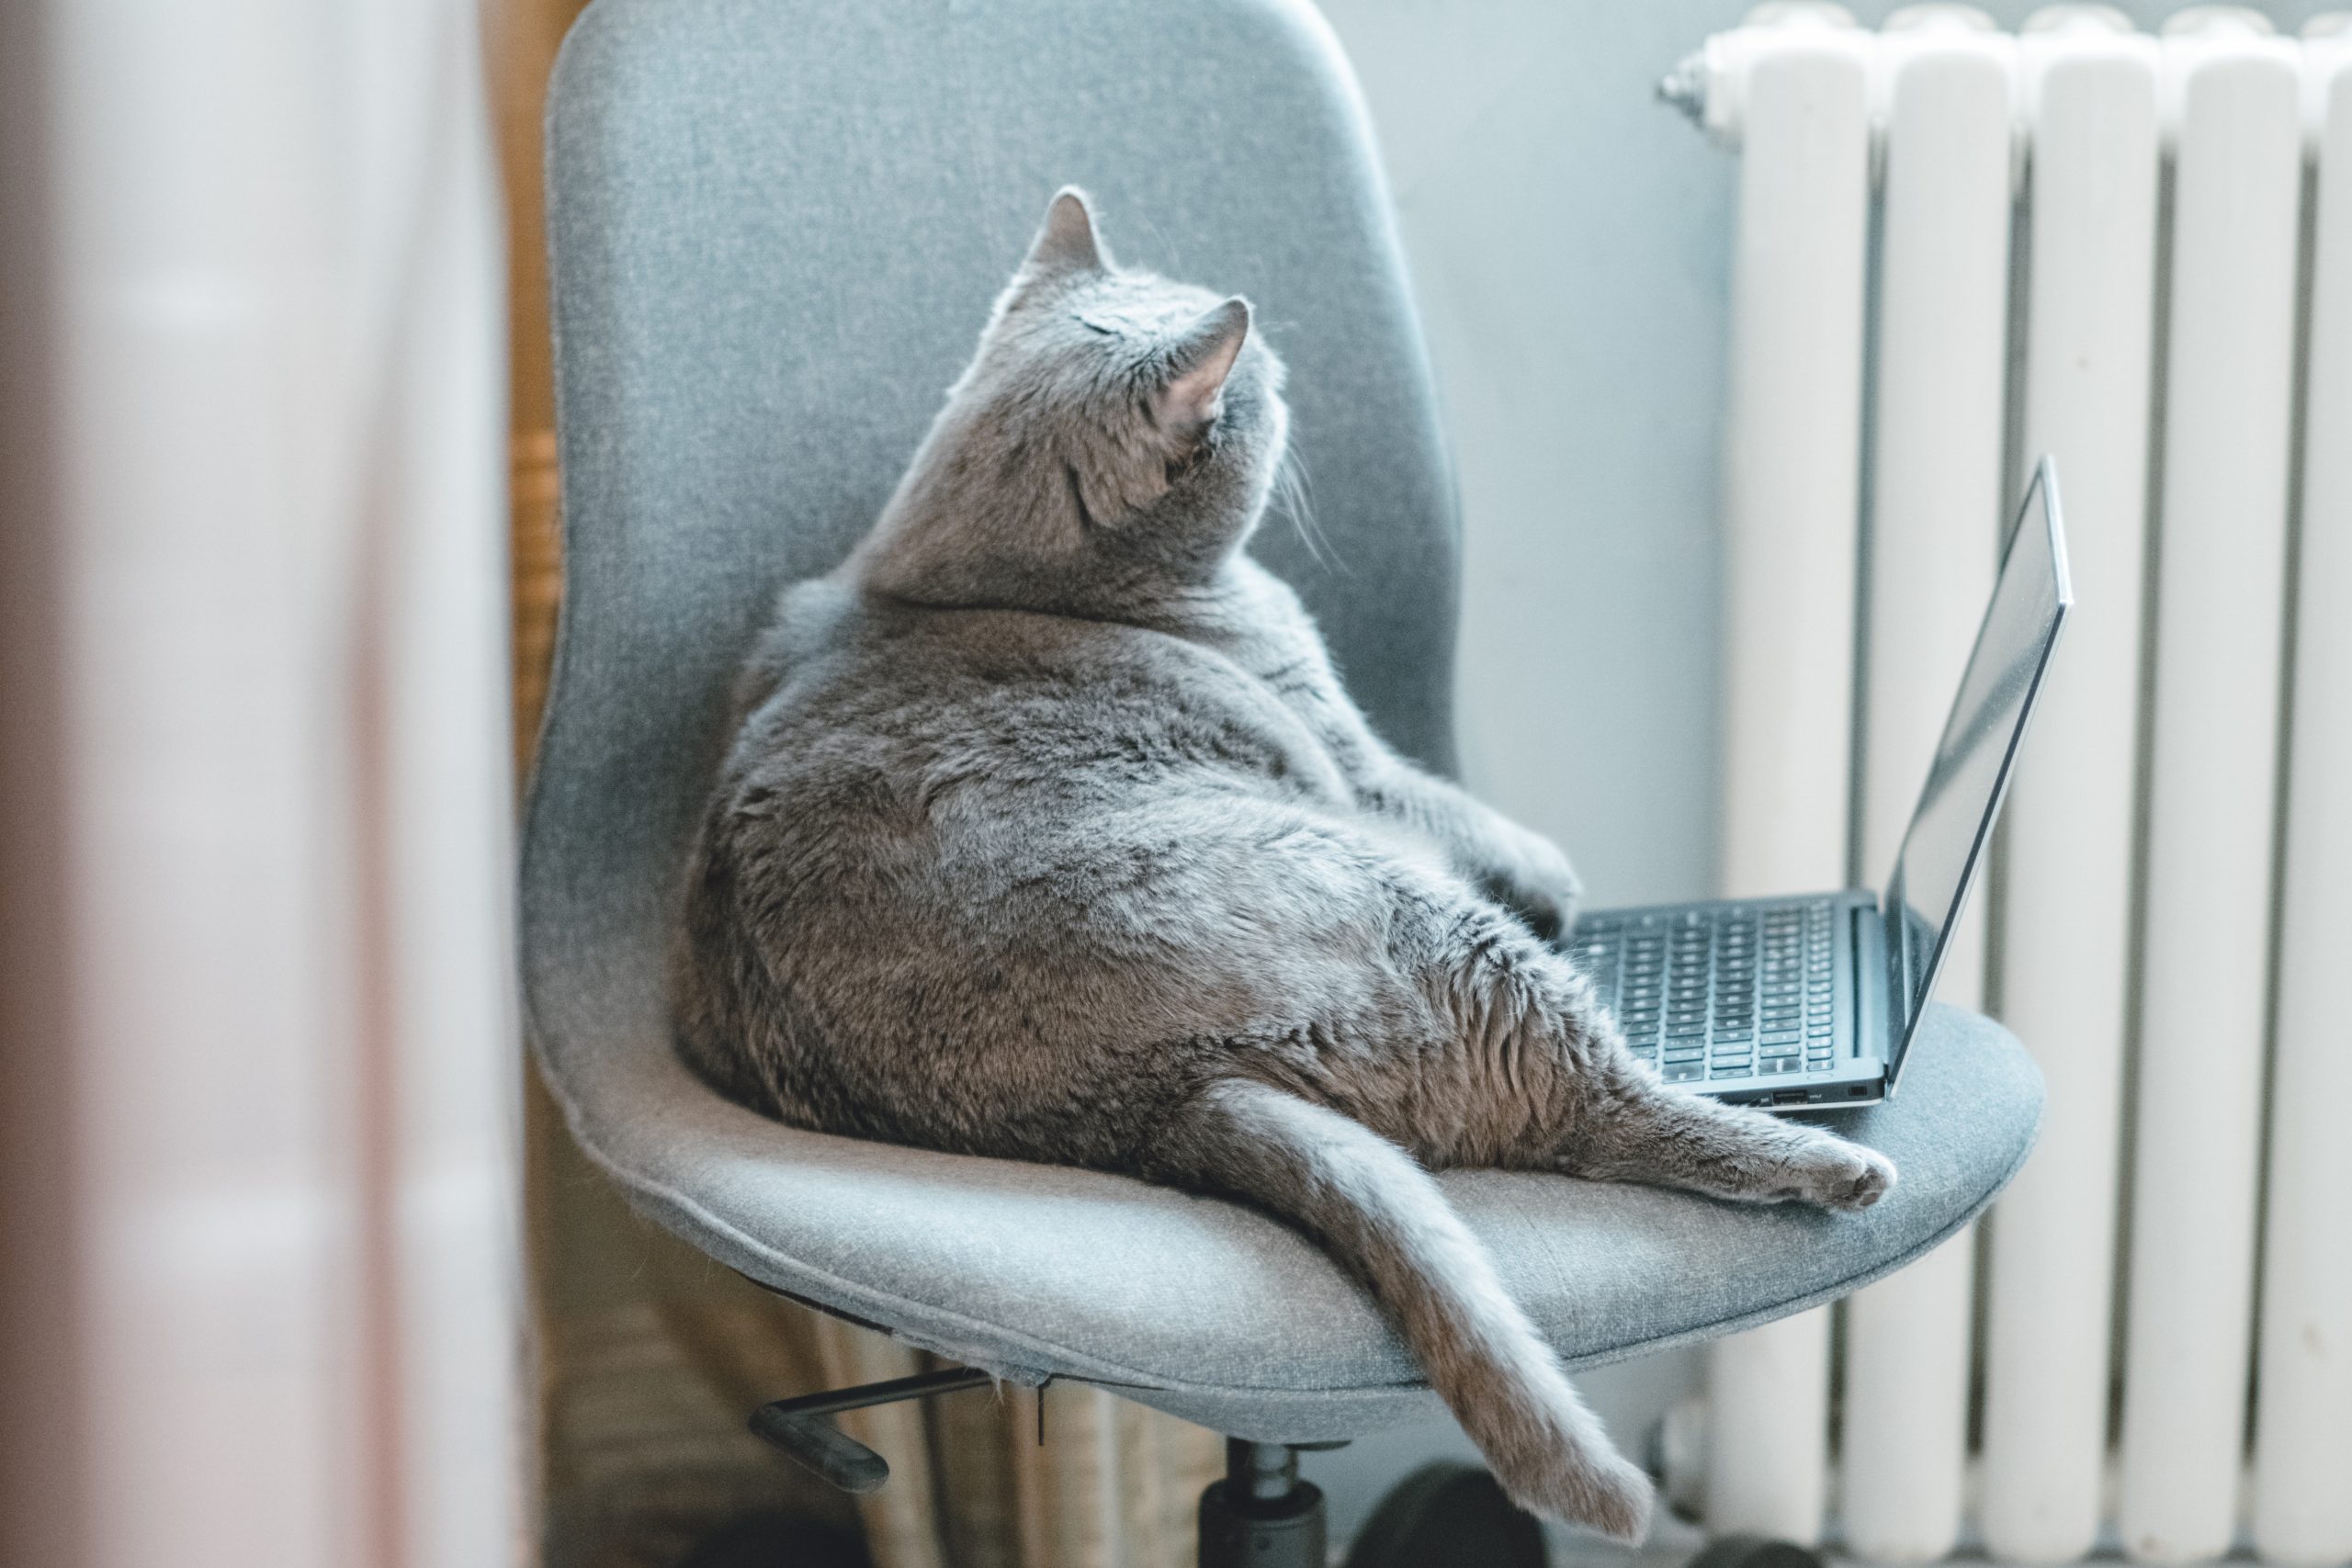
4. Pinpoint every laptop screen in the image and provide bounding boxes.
[1881,459,2072,1089]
